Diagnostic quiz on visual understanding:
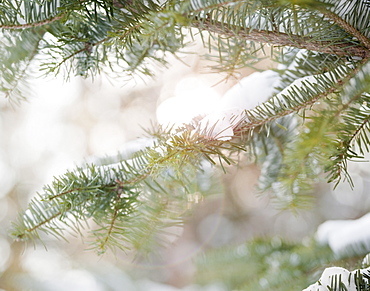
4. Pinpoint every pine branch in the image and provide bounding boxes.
[238,54,370,137]
[325,60,370,186]
[0,14,65,30]
[350,114,370,155]
[54,37,108,70]
[10,128,237,254]
[237,80,336,135]
[195,237,335,291]
[264,59,370,203]
[234,57,369,207]
[191,17,370,59]
[3,35,41,101]
[0,28,46,102]
[320,9,370,50]
[53,19,144,70]
[6,0,370,257]
[94,188,127,253]
[15,207,66,240]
